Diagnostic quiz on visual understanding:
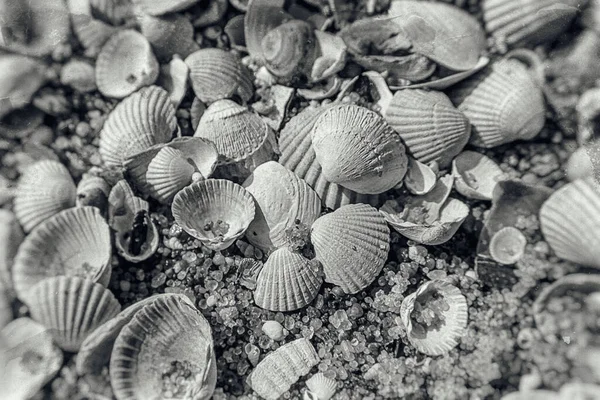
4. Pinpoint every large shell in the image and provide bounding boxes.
[138,13,199,60]
[254,247,322,312]
[400,280,468,356]
[110,294,216,400]
[172,179,255,251]
[96,30,160,99]
[242,161,321,252]
[452,150,507,200]
[247,338,319,400]
[305,373,337,400]
[26,276,121,352]
[132,0,198,16]
[0,210,23,288]
[311,204,390,294]
[0,54,47,119]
